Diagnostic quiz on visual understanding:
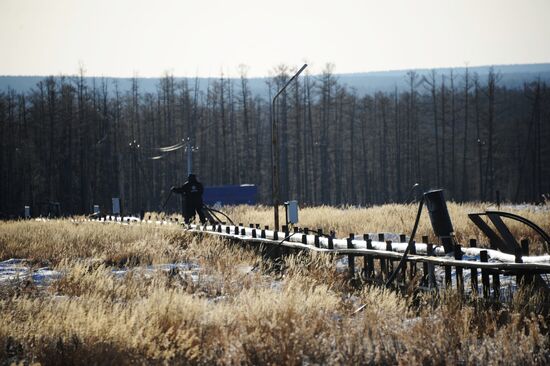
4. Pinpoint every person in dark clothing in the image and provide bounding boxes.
[171,174,207,224]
